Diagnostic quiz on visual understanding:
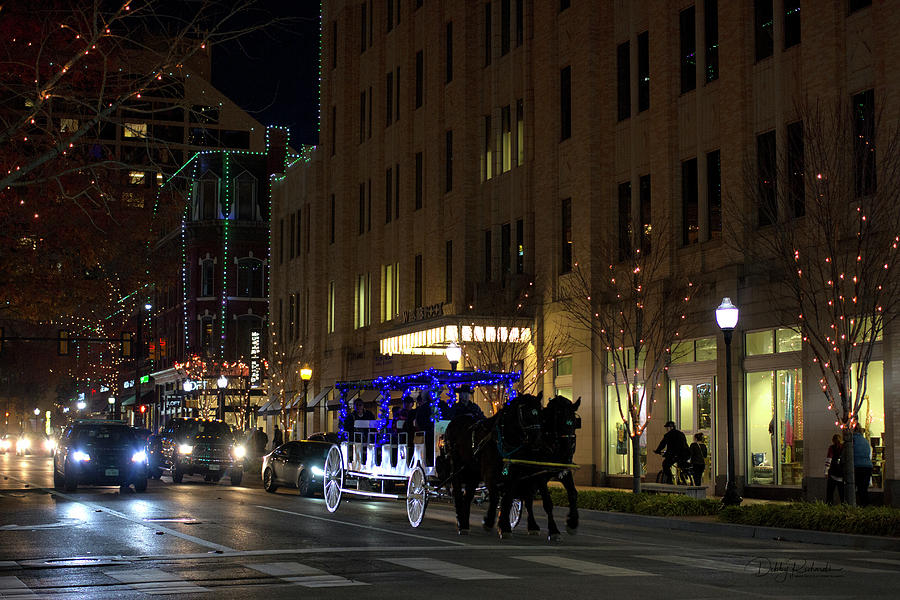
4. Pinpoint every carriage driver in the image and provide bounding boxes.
[447,385,484,420]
